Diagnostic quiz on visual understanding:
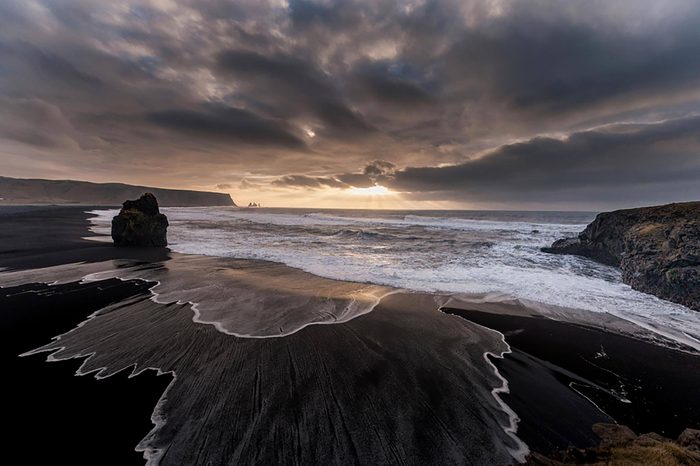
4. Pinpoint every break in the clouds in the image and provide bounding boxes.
[1,0,700,208]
